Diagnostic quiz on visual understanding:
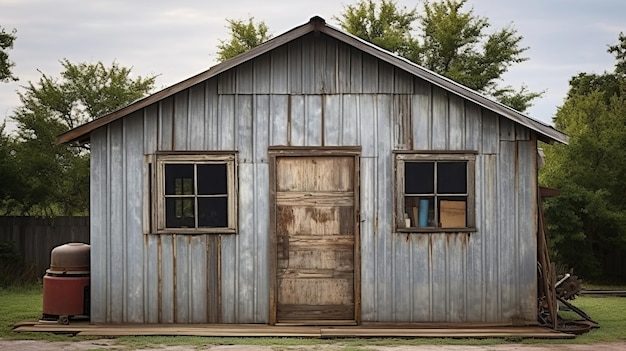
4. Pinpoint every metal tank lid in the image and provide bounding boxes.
[47,242,90,275]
